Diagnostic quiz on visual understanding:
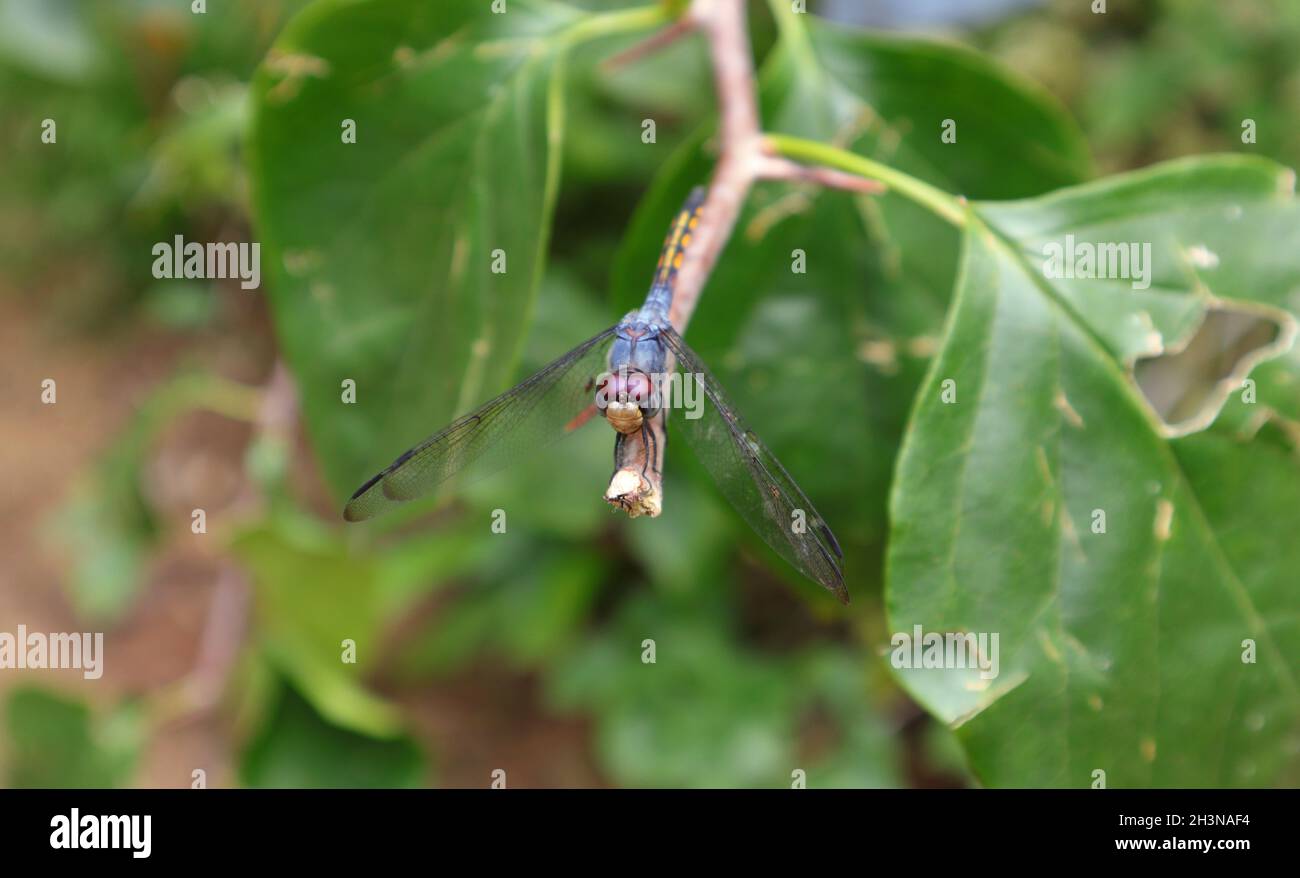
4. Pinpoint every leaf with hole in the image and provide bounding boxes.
[887,156,1300,787]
